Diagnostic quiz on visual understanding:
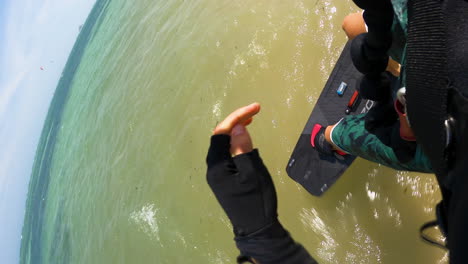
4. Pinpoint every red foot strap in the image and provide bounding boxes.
[310,124,322,148]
